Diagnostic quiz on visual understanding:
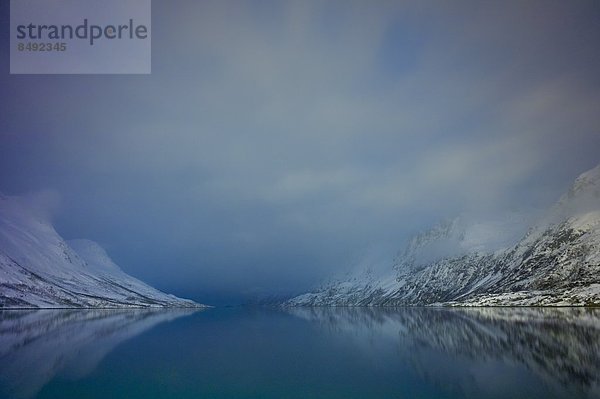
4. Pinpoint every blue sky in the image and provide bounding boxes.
[1,1,600,304]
